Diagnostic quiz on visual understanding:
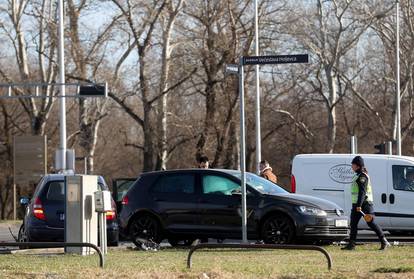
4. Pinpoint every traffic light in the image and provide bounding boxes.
[374,143,386,154]
[78,83,107,97]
